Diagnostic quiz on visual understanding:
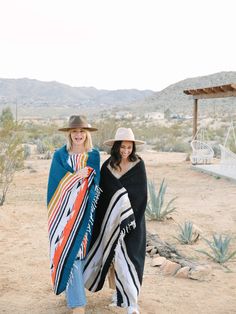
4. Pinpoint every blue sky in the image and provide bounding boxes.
[0,0,235,91]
